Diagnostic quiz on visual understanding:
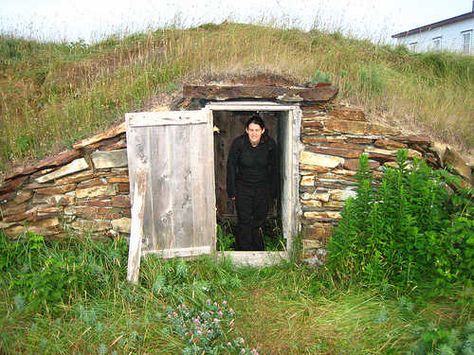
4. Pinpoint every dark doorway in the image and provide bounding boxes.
[212,110,285,251]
